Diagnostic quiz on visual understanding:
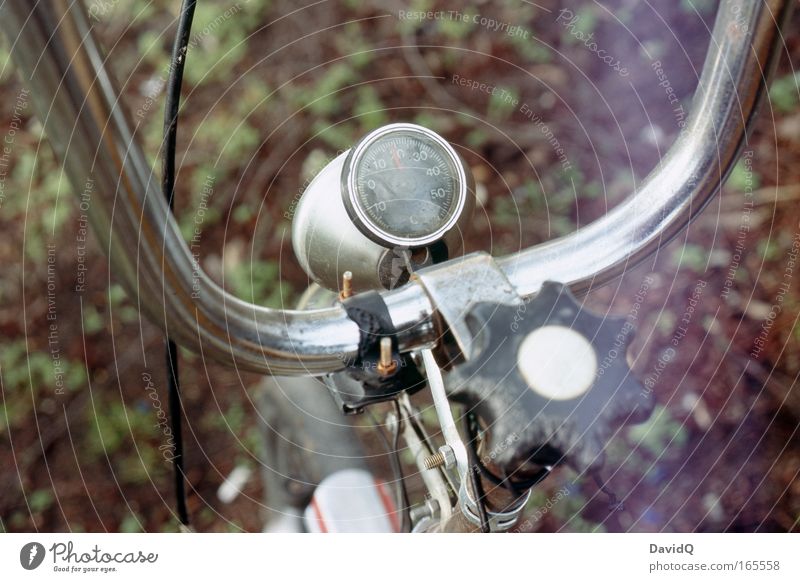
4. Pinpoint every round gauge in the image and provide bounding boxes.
[342,123,468,248]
